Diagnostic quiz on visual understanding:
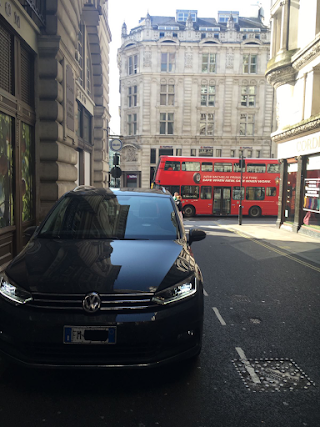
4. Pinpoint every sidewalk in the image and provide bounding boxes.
[216,218,320,267]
